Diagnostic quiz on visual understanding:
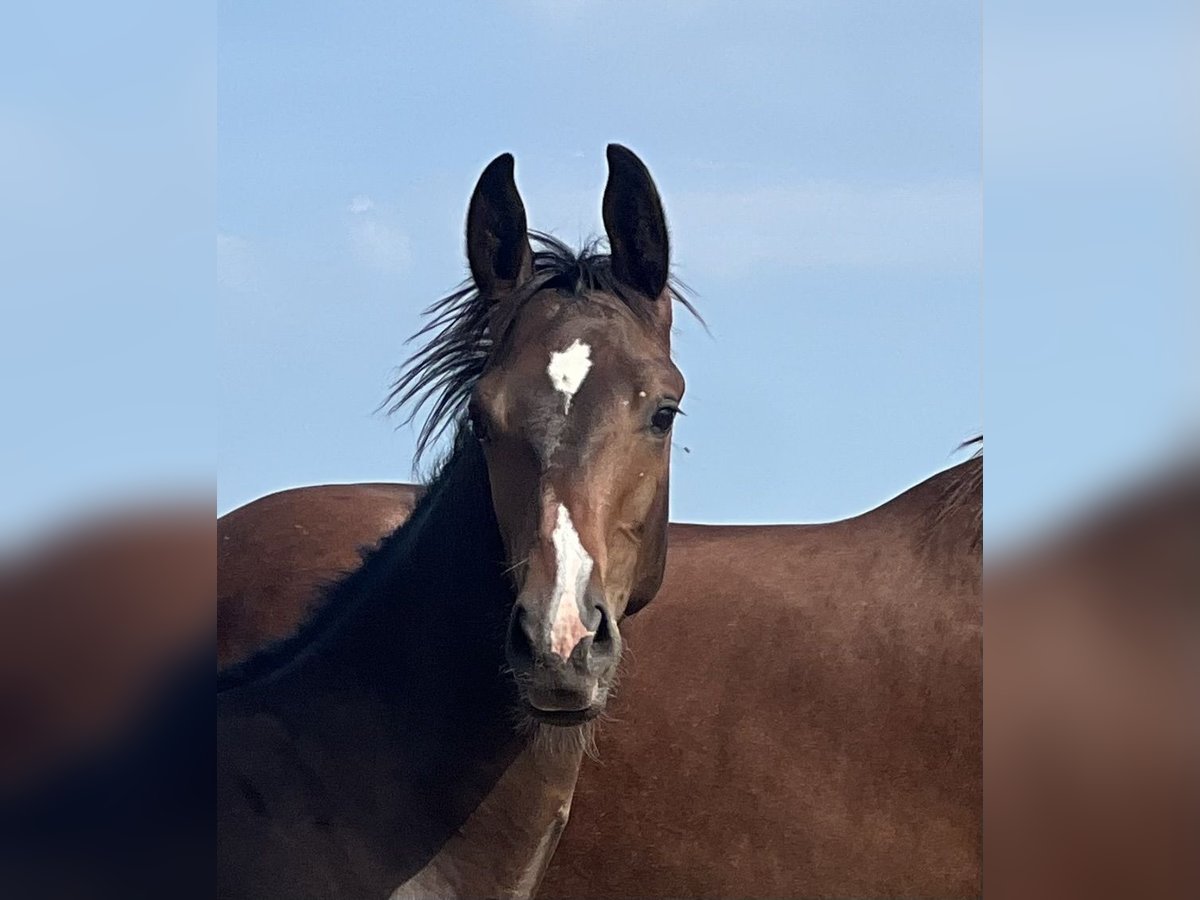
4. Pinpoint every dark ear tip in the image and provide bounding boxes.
[606,143,643,170]
[481,152,516,180]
